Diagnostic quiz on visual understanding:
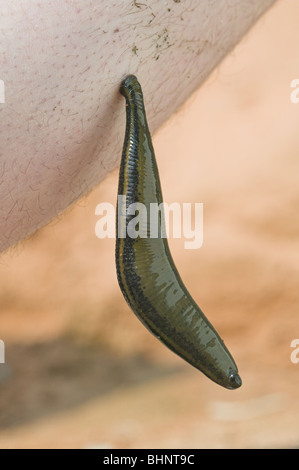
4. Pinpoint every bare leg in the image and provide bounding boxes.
[0,0,277,253]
